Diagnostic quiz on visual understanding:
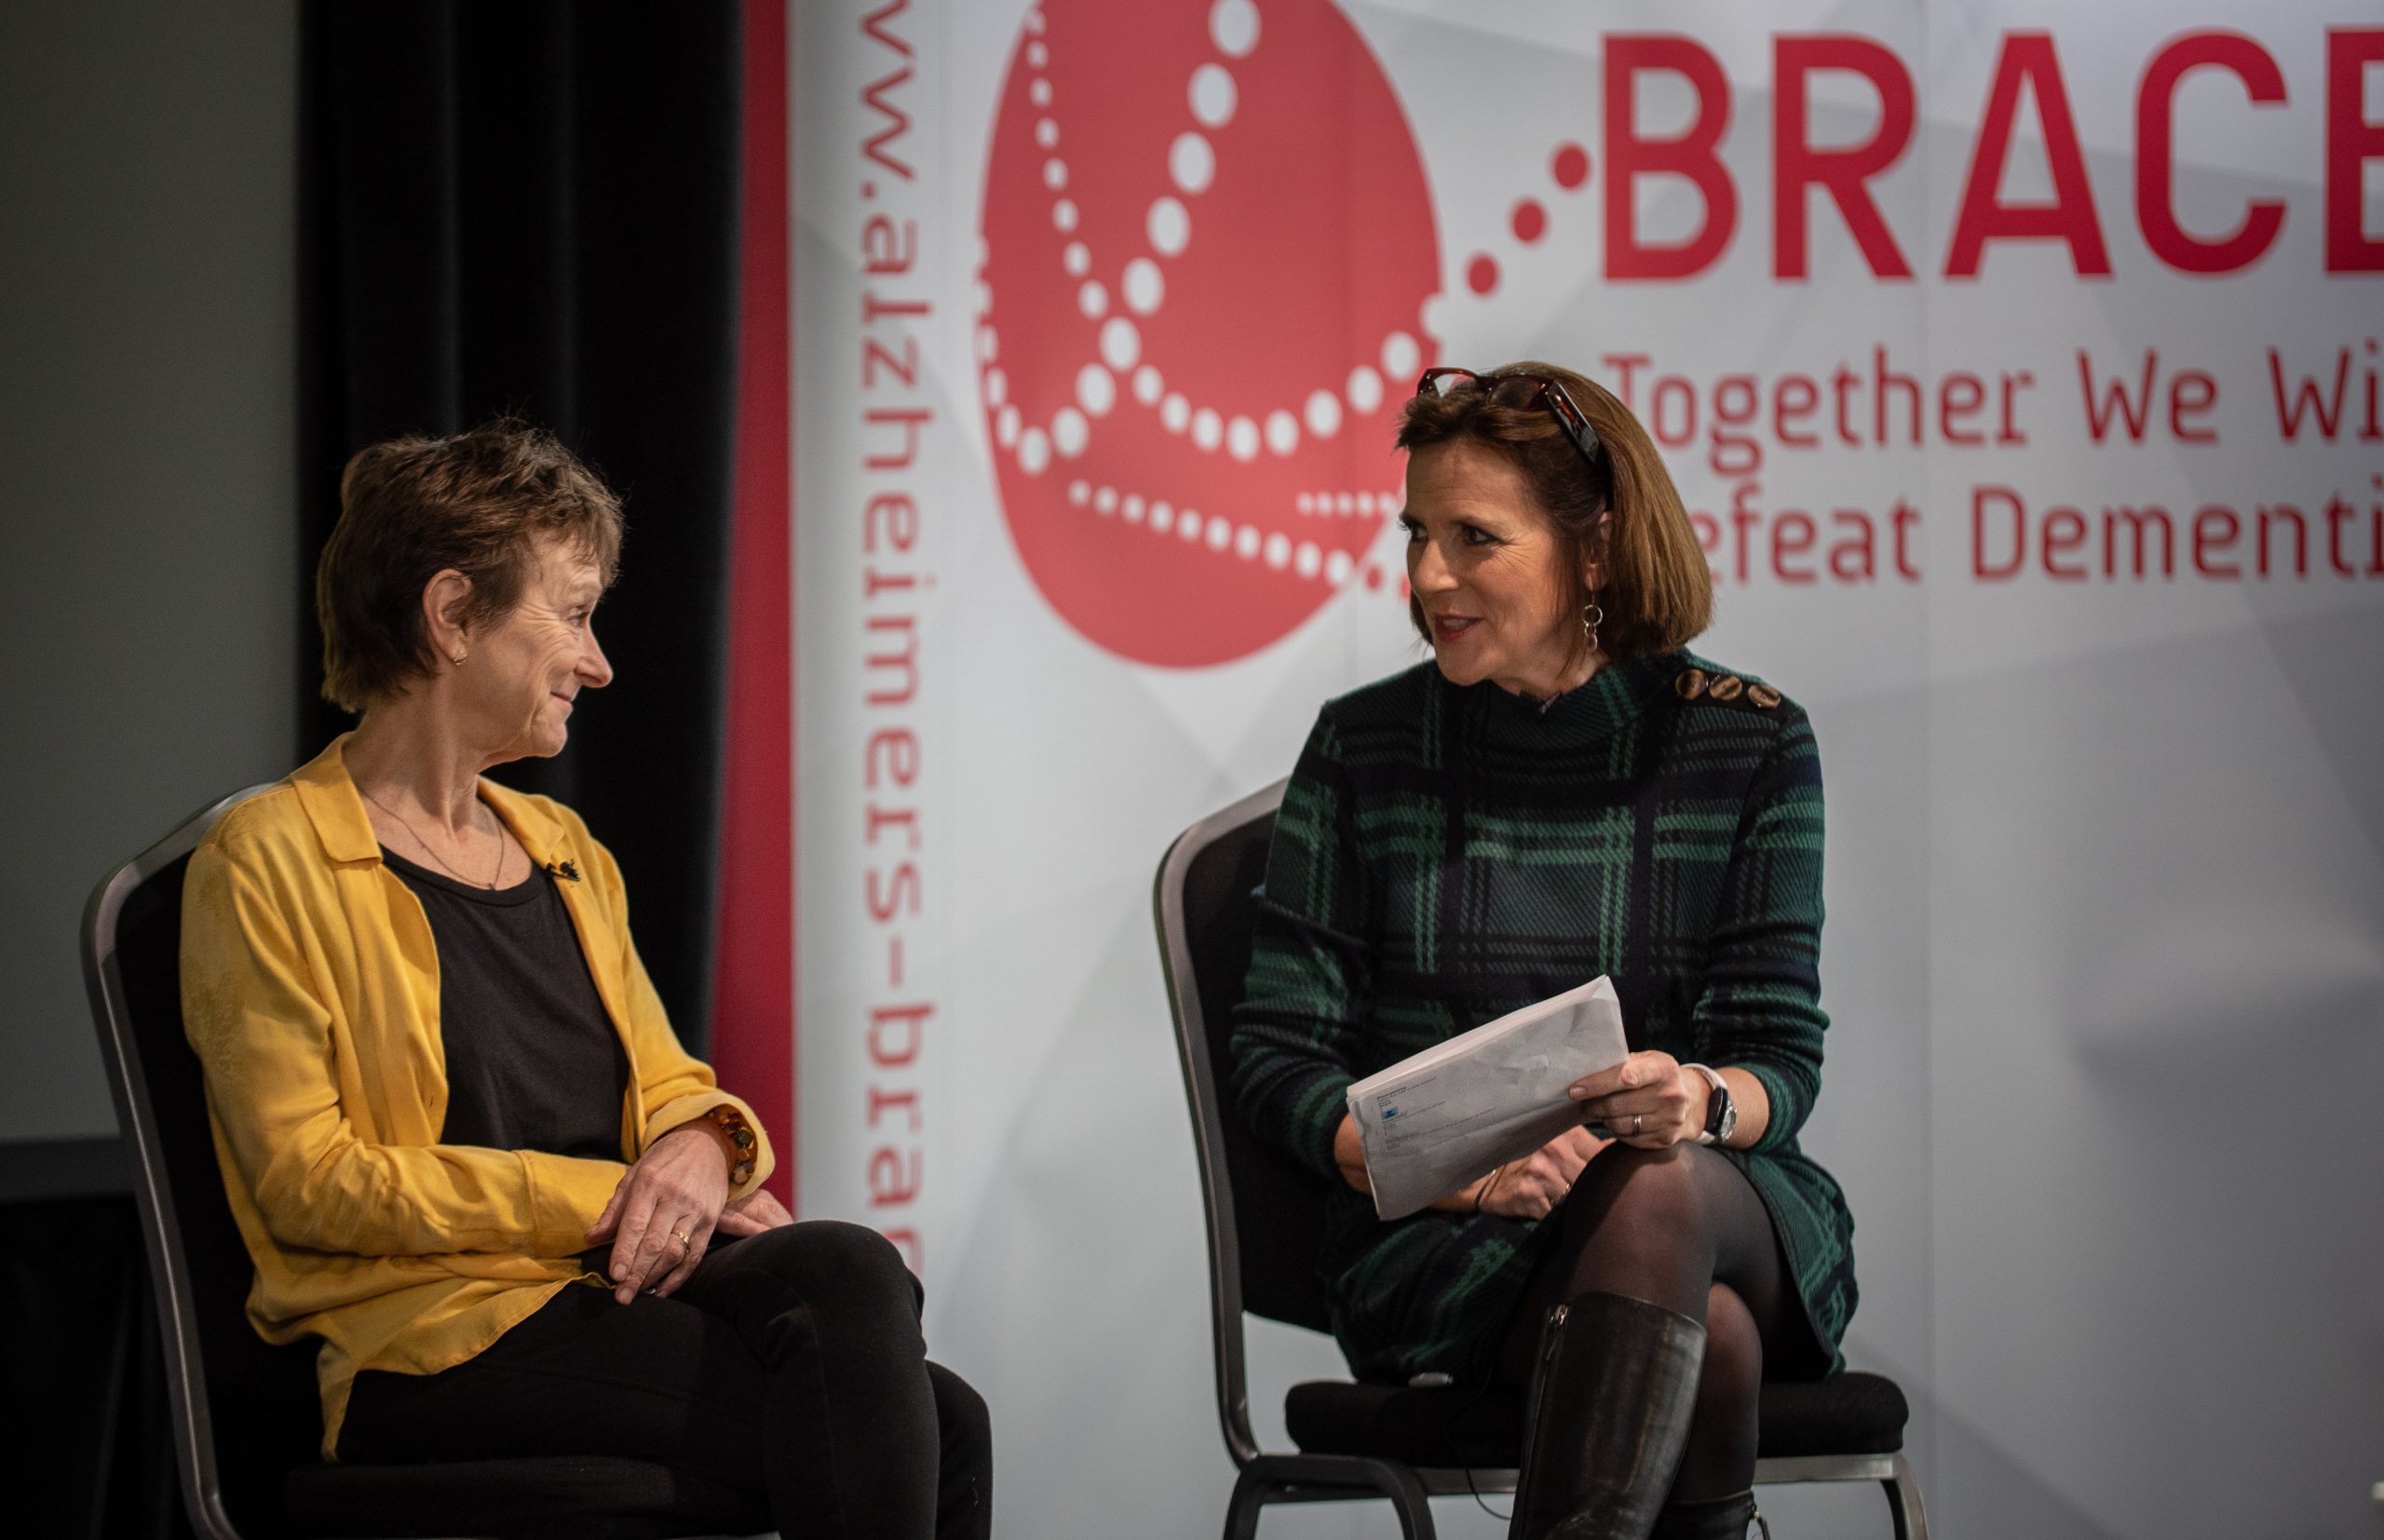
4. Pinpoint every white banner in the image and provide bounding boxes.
[795,3,2383,1534]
